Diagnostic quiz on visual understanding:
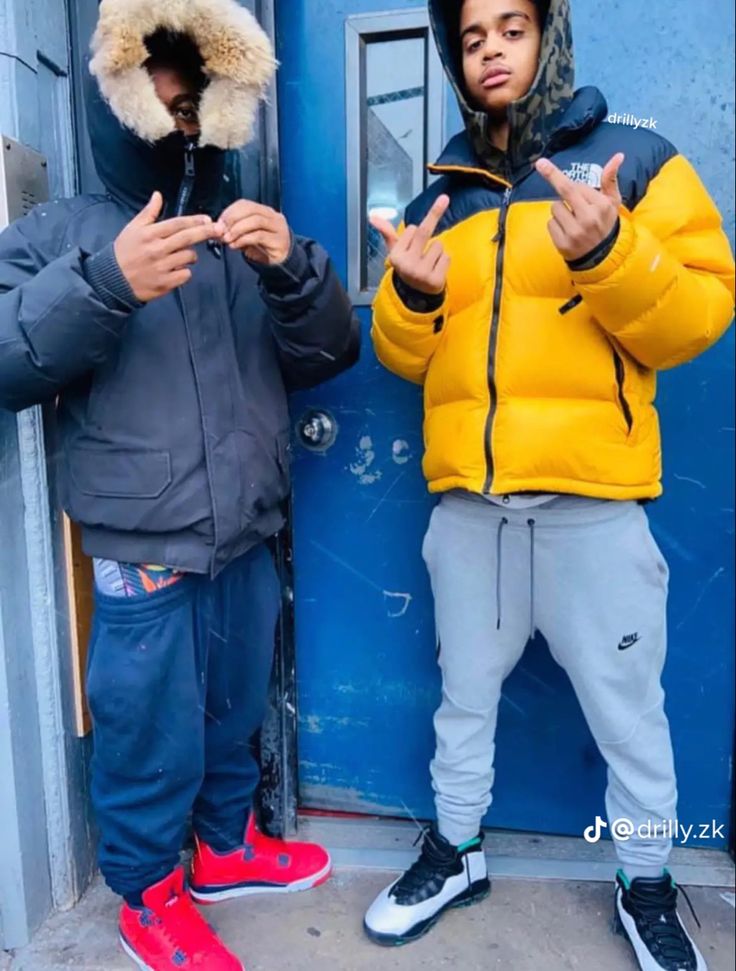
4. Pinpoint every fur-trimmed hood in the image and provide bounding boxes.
[90,0,276,150]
